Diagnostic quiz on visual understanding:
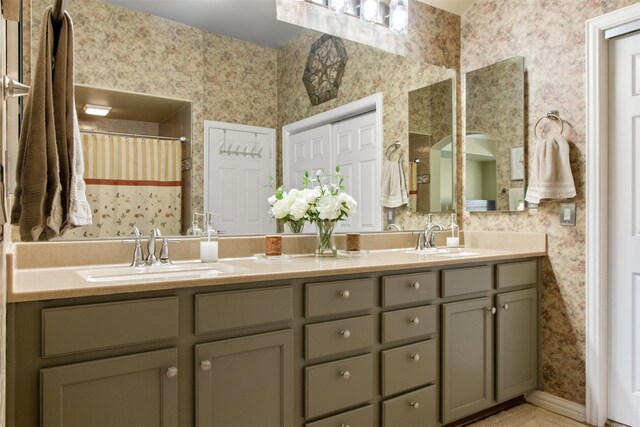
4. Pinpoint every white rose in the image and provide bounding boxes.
[289,198,309,221]
[302,187,321,204]
[271,198,292,219]
[316,195,341,220]
[286,188,303,201]
[267,195,277,206]
[338,193,357,215]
